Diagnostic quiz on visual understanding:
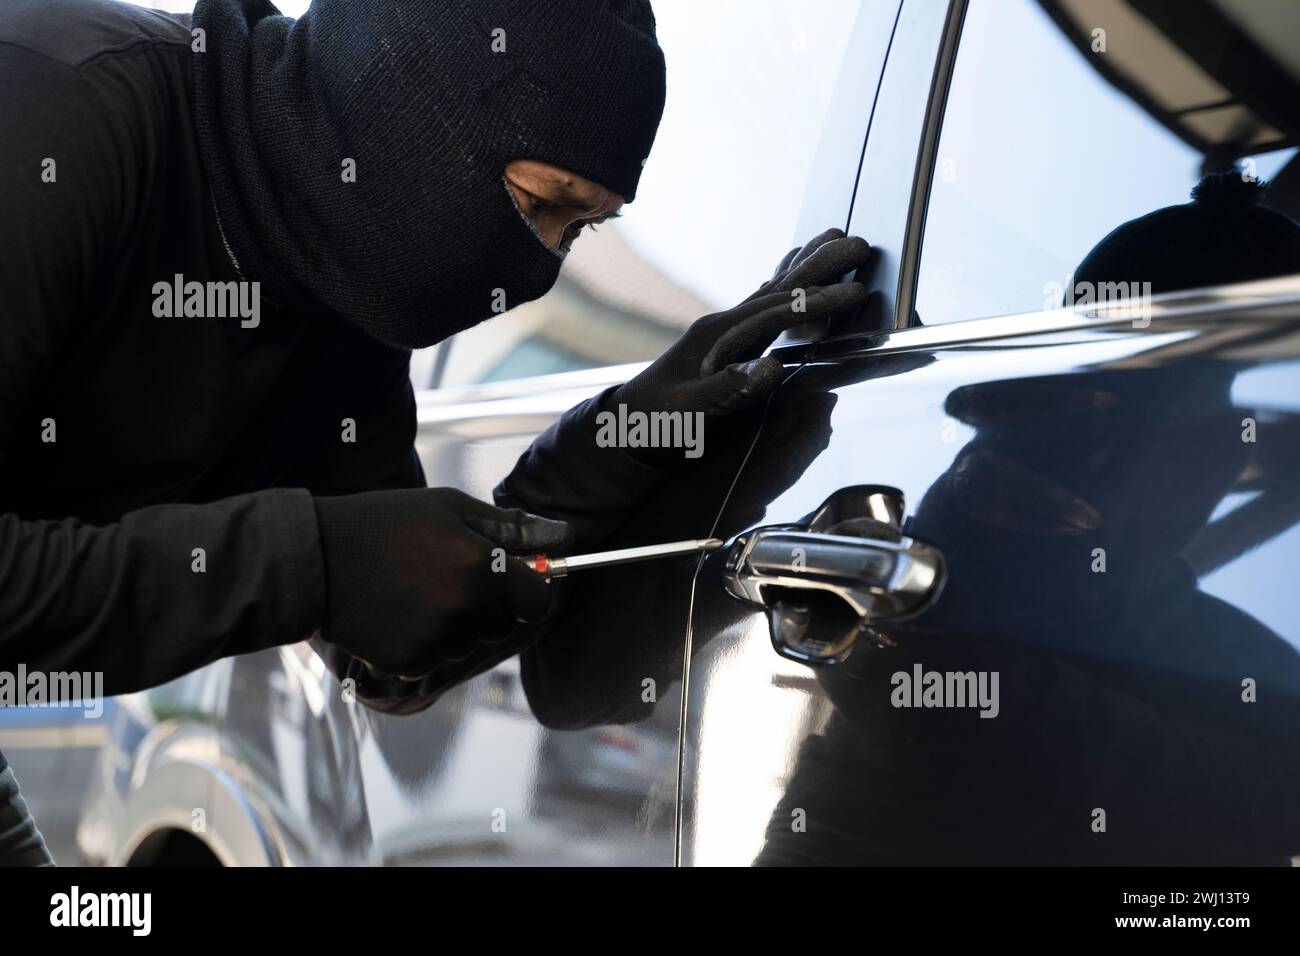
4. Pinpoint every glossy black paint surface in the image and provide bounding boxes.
[681,308,1300,864]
